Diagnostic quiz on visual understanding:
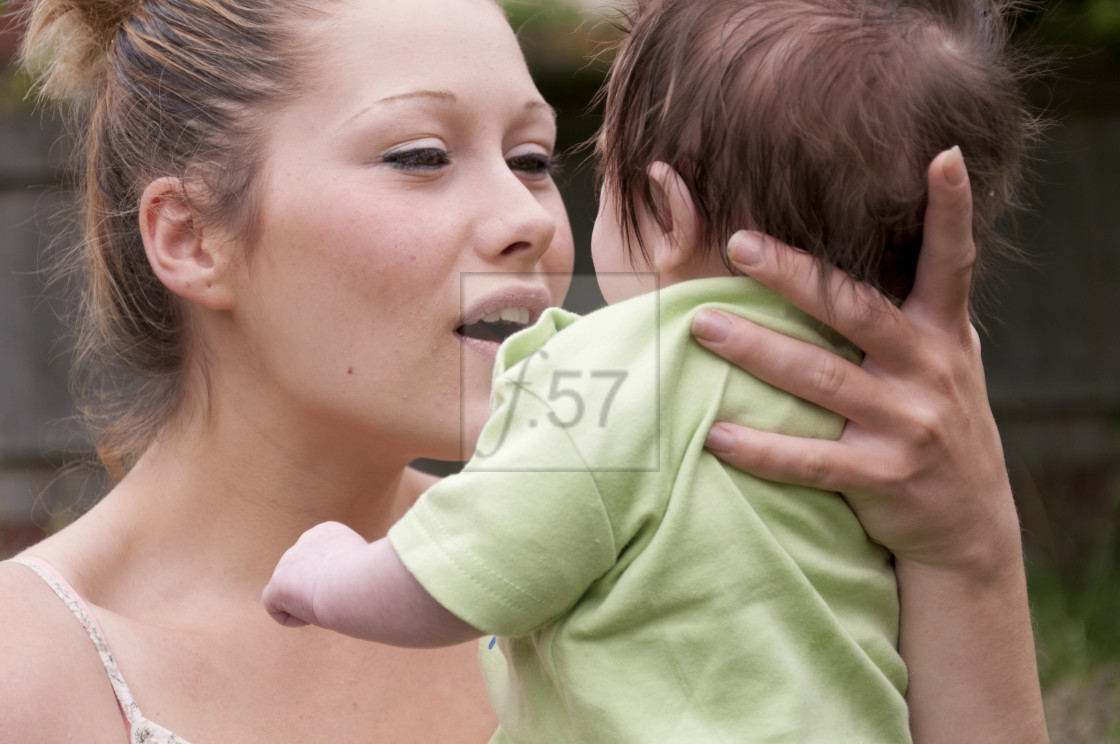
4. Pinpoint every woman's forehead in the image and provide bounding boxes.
[305,0,537,108]
[316,0,521,66]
